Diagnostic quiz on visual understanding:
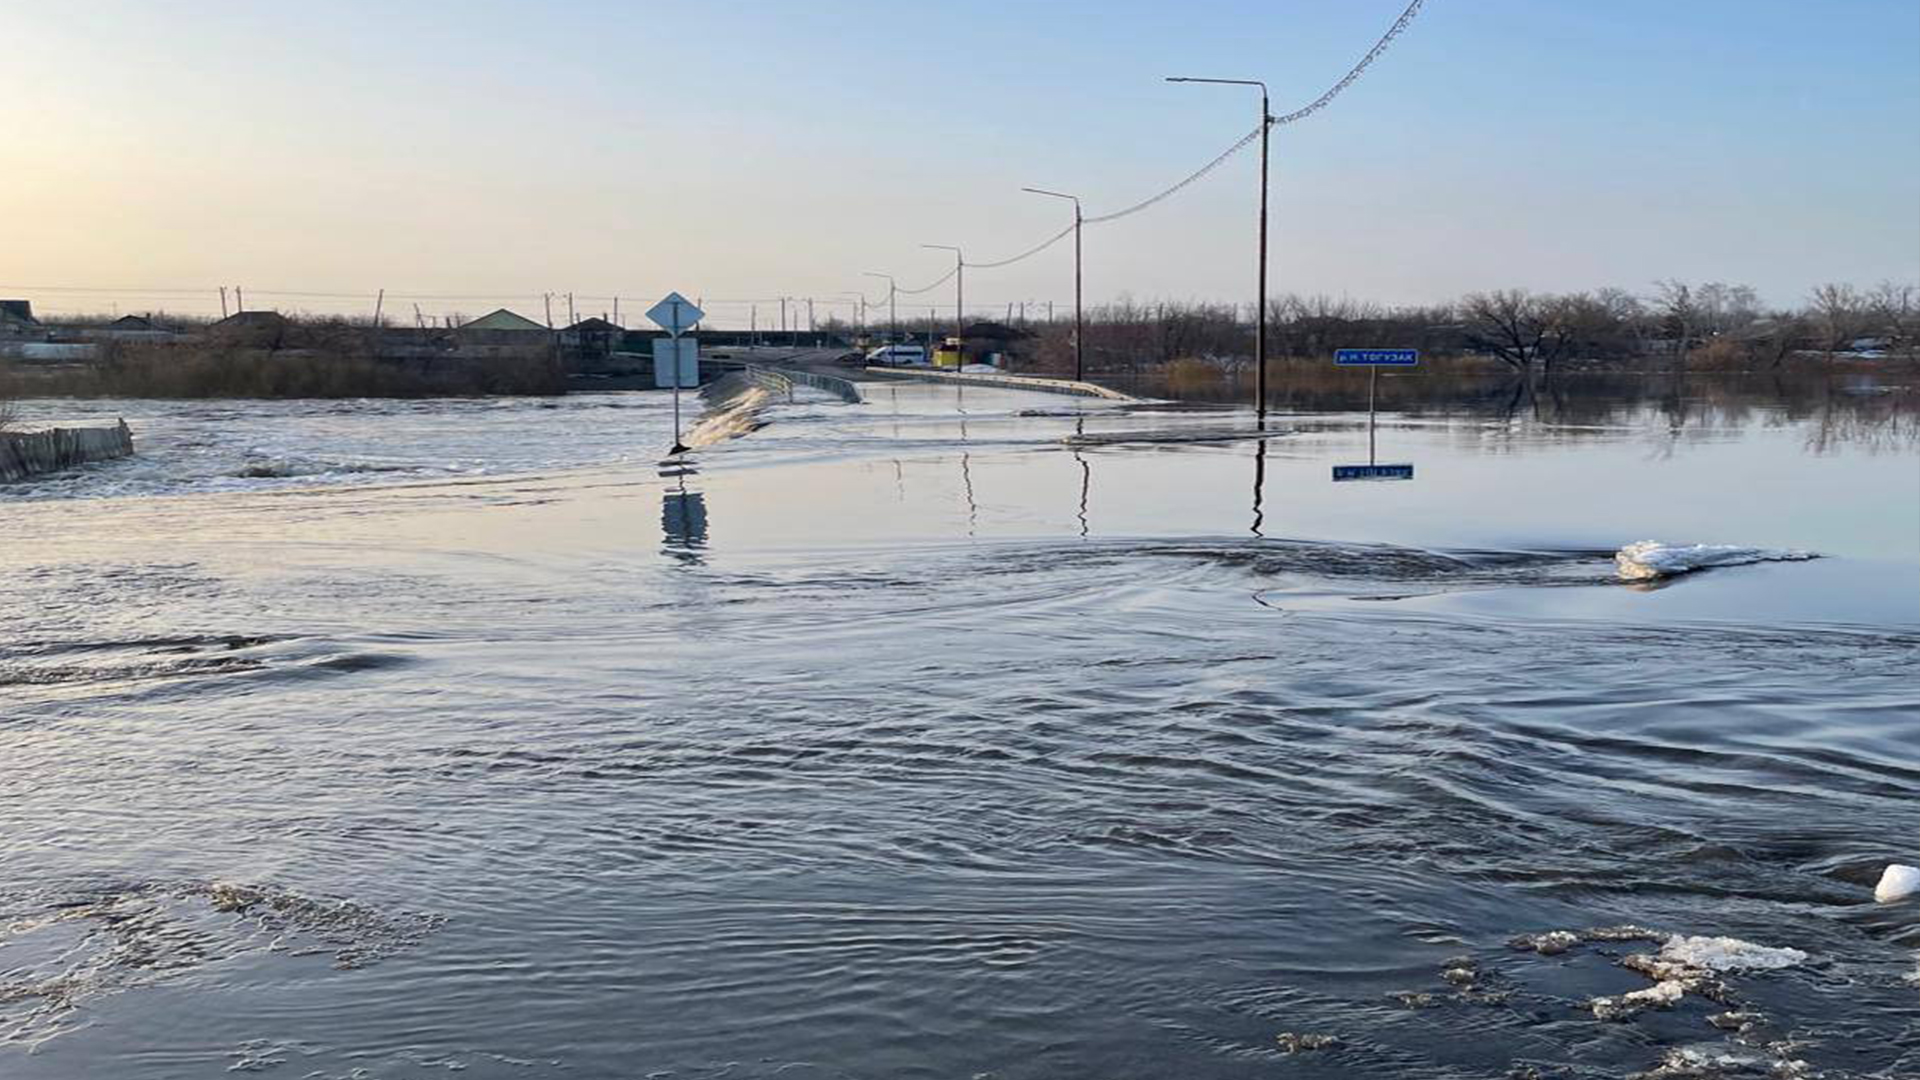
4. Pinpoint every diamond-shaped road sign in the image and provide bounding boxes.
[646,292,704,337]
